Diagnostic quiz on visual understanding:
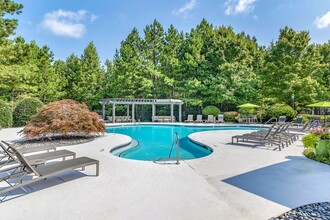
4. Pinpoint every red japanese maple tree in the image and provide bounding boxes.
[21,99,105,139]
